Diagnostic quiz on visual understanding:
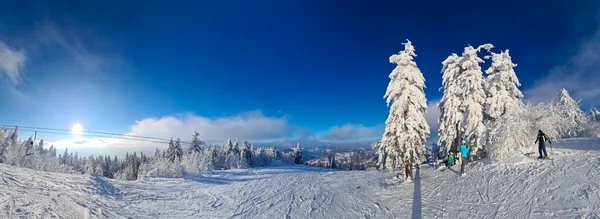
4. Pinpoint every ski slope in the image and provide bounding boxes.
[1,138,600,218]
